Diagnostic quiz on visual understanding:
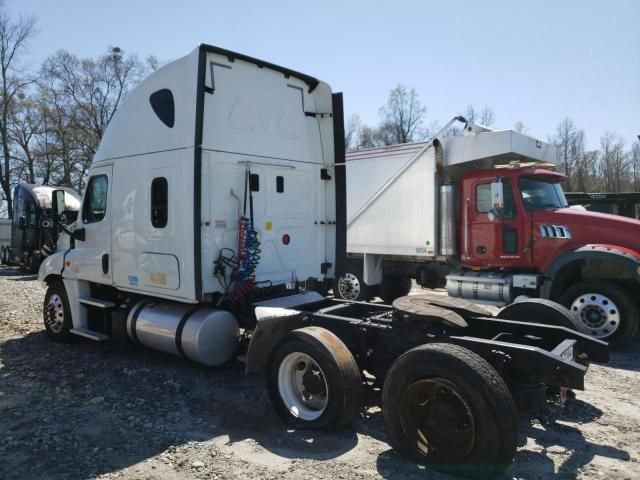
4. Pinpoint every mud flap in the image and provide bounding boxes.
[245,307,304,375]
